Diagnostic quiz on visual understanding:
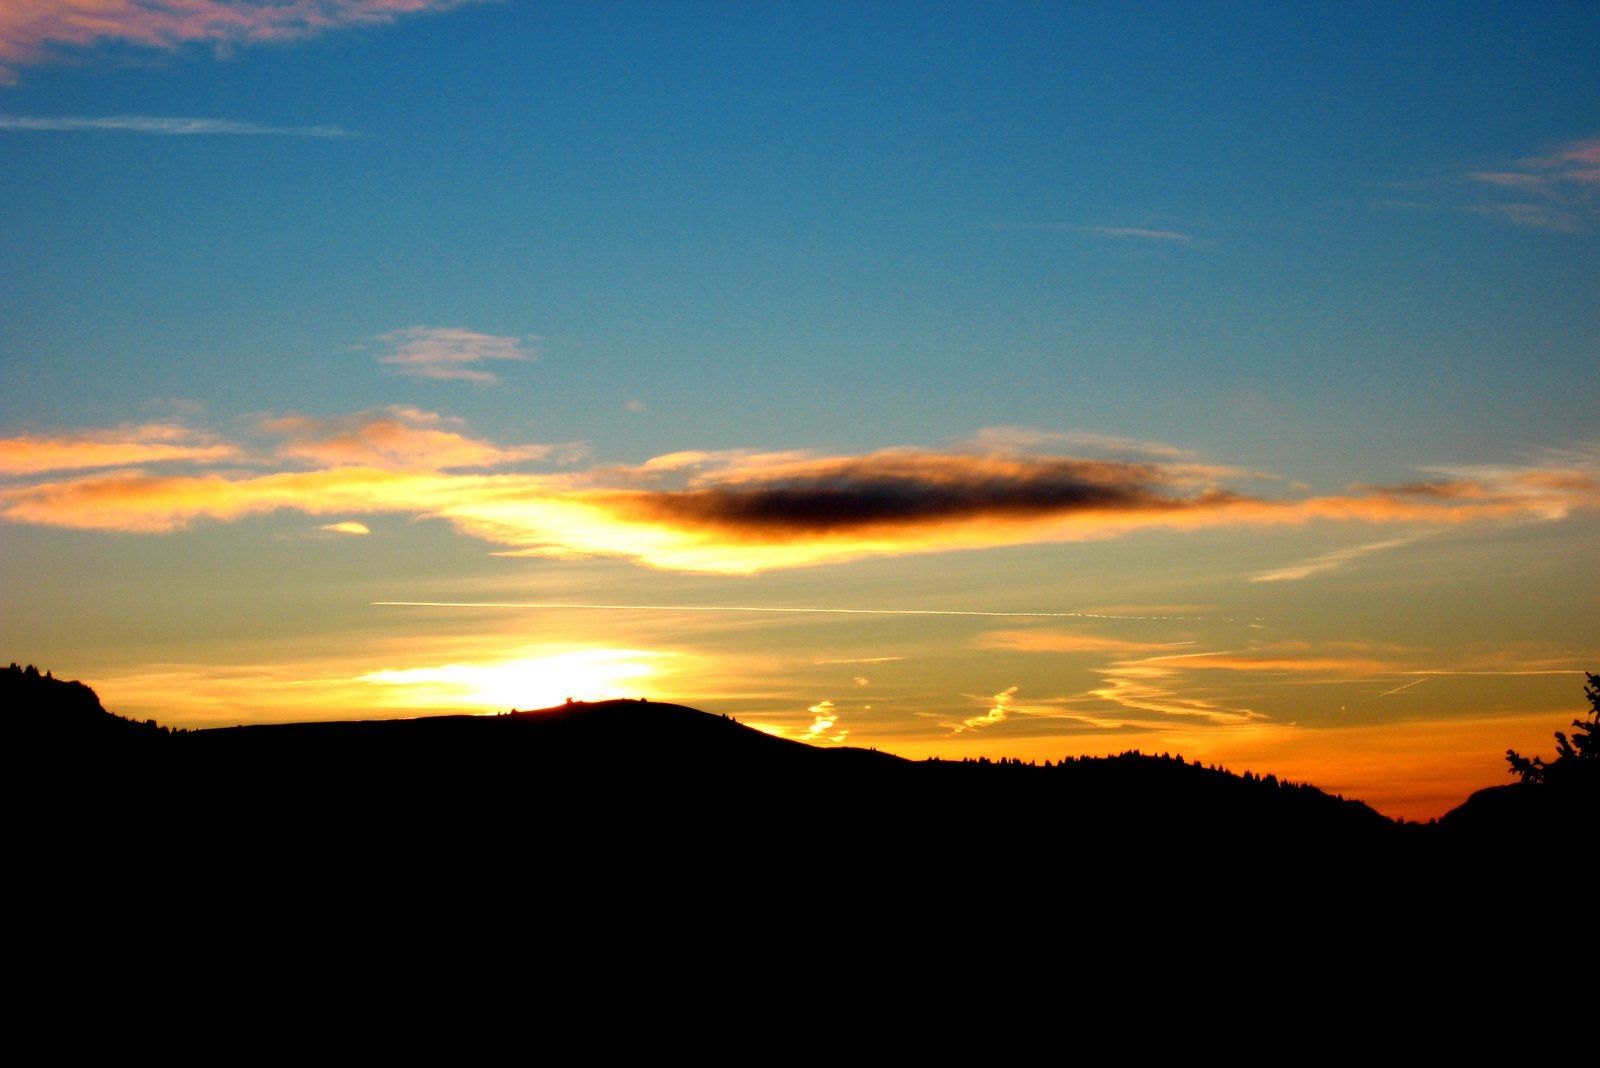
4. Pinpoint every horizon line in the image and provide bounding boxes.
[372,600,1247,621]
